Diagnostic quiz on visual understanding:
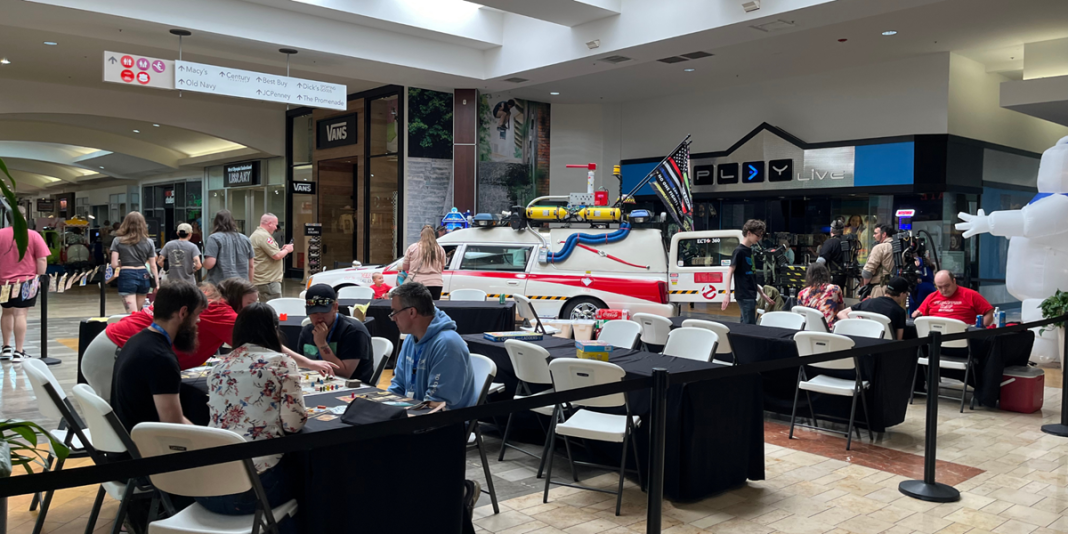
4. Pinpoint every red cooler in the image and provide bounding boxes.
[1000,366,1044,414]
